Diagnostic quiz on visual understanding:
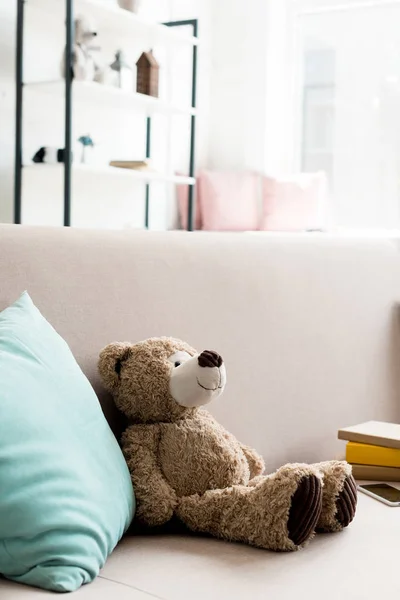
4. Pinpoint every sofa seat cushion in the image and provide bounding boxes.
[101,488,398,599]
